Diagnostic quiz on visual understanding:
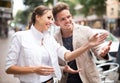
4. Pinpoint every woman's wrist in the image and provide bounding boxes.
[85,42,92,49]
[30,67,36,73]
